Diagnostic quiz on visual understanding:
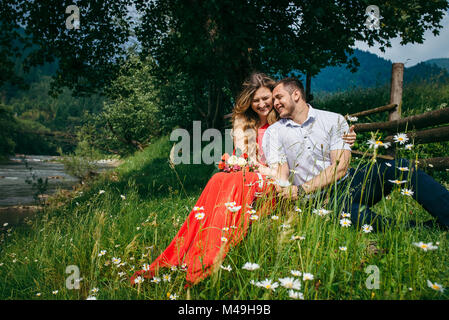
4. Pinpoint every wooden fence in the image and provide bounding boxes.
[350,63,449,170]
